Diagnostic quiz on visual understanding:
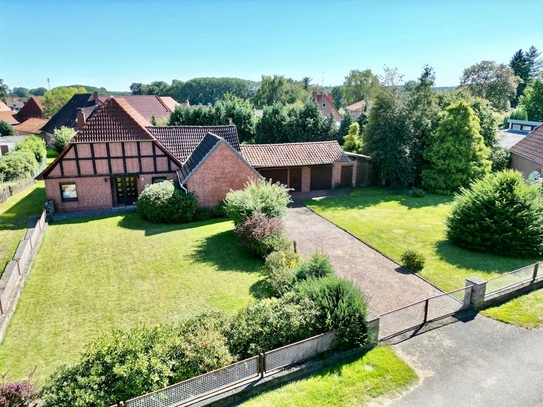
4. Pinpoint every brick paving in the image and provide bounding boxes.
[284,192,442,315]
